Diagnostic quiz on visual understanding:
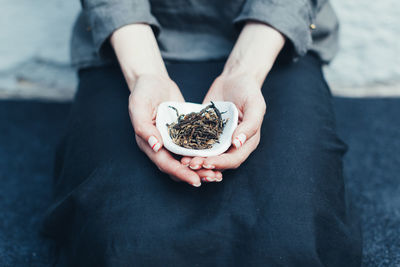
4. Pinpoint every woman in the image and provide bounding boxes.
[43,0,362,266]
